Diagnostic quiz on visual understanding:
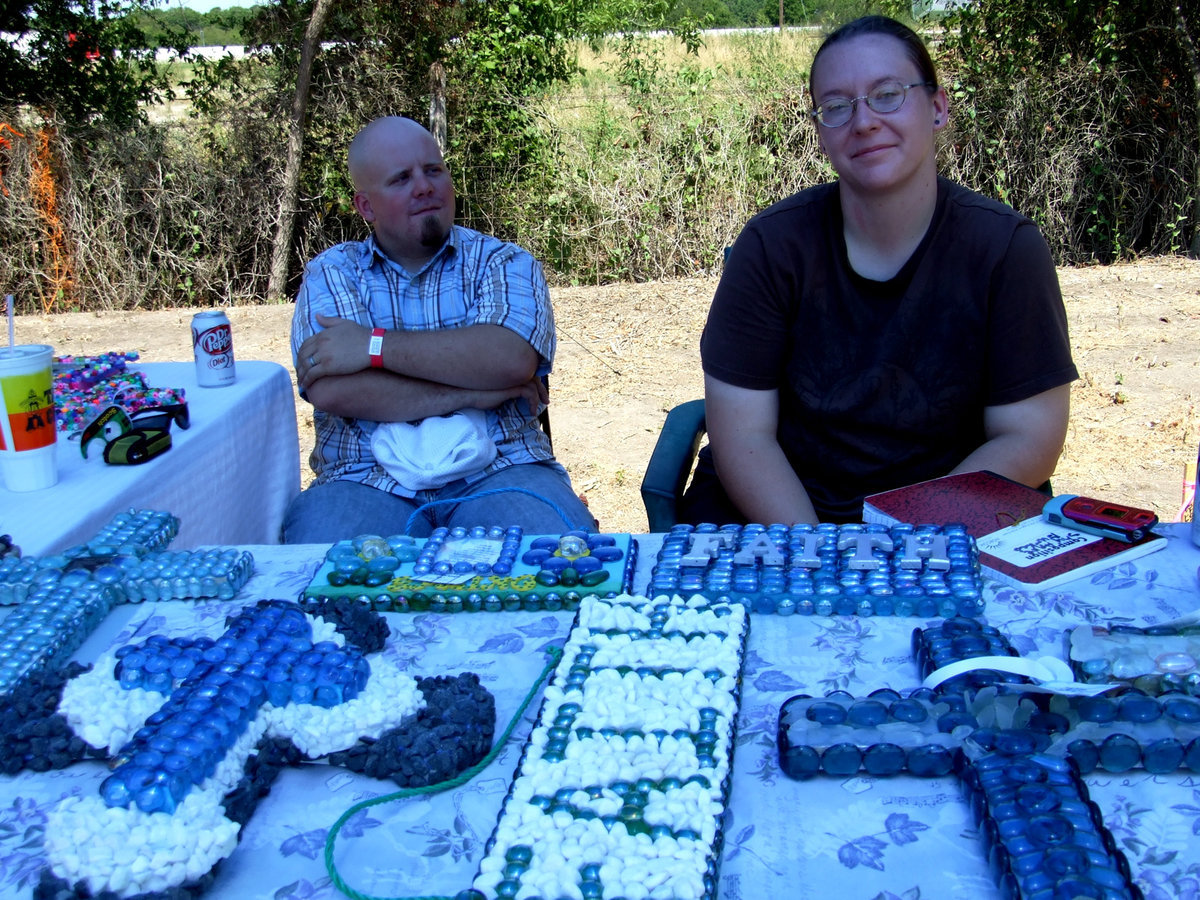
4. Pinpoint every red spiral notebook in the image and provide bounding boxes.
[862,470,1166,589]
